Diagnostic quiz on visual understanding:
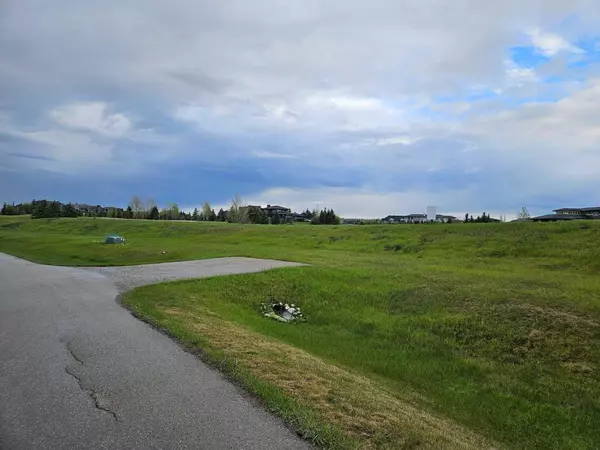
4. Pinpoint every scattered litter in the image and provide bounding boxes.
[260,300,305,323]
[104,235,125,244]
